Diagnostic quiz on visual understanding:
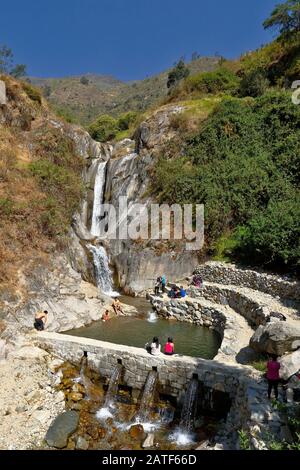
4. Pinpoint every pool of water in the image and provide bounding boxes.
[66,297,221,359]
